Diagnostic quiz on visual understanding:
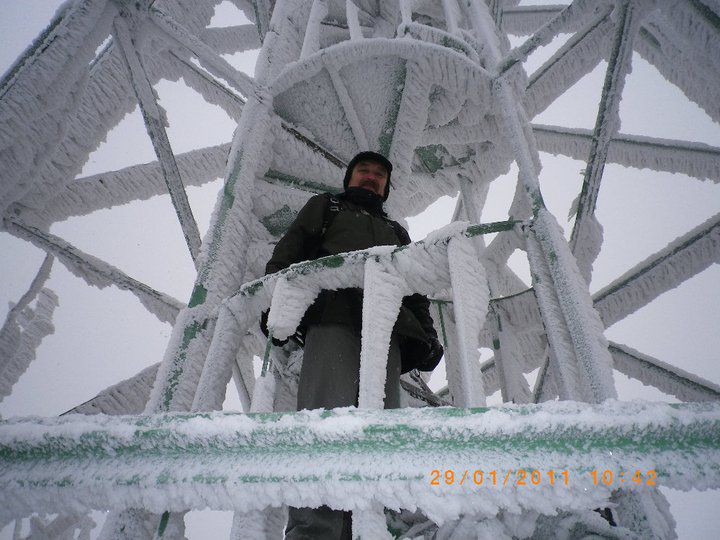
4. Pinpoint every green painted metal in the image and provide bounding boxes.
[435,301,449,351]
[378,63,407,156]
[416,144,447,173]
[264,169,335,194]
[260,204,297,237]
[161,320,203,410]
[2,402,719,479]
[157,511,170,536]
[188,284,207,308]
[260,331,273,376]
[688,0,720,31]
